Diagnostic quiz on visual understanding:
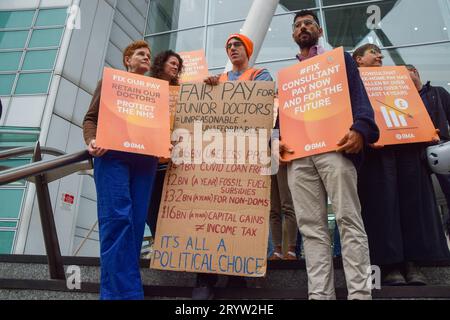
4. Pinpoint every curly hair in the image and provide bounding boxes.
[150,50,184,85]
[123,40,151,70]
